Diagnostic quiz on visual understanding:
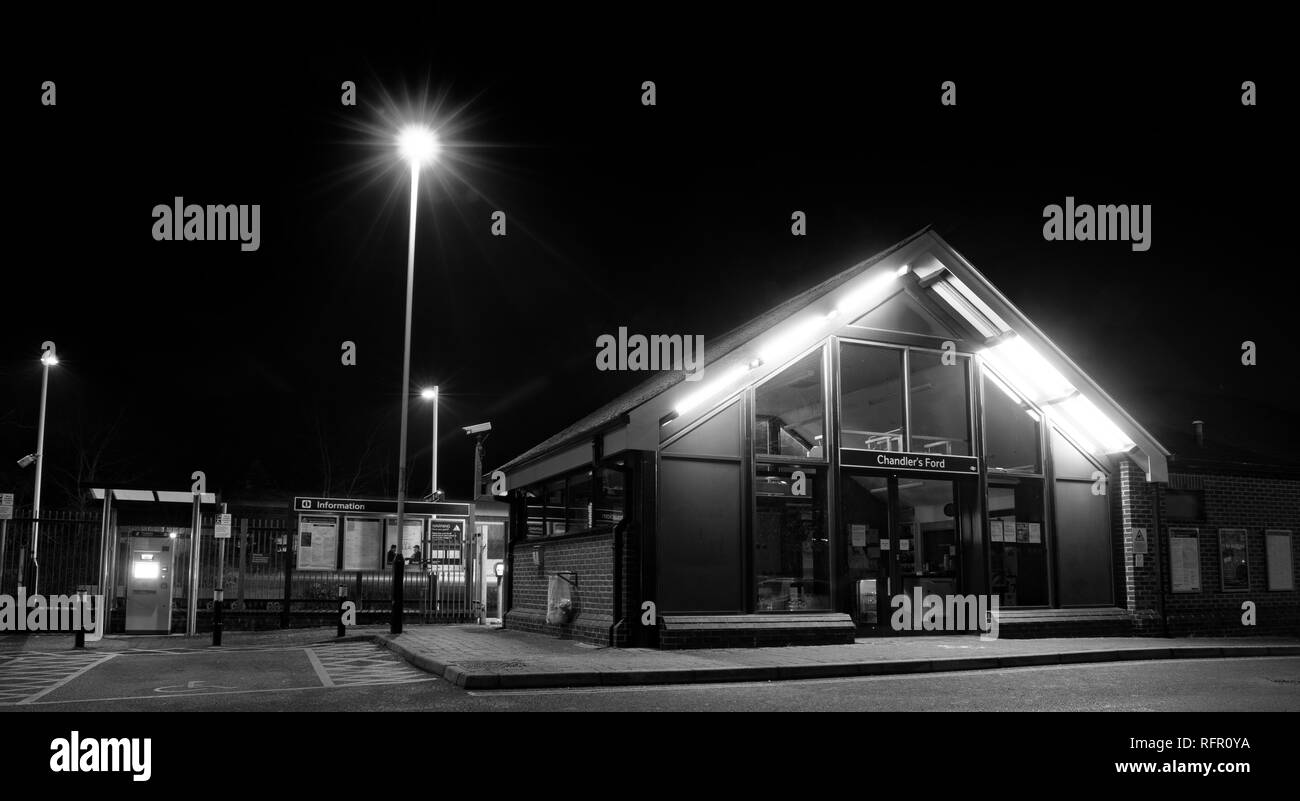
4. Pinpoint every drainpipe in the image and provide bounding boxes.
[1151,476,1169,637]
[610,516,626,647]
